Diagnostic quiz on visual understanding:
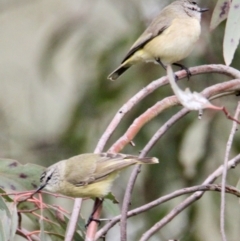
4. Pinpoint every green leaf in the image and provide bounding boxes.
[9,203,18,240]
[223,0,240,65]
[0,159,45,193]
[0,210,8,241]
[0,202,18,241]
[0,189,13,202]
[210,0,230,31]
[103,199,120,217]
[179,118,211,179]
[0,196,11,217]
[105,192,119,204]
